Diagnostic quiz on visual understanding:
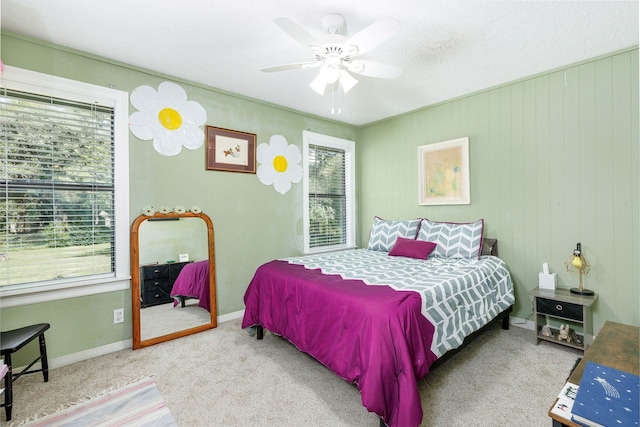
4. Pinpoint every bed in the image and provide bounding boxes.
[241,218,515,427]
[170,259,211,311]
